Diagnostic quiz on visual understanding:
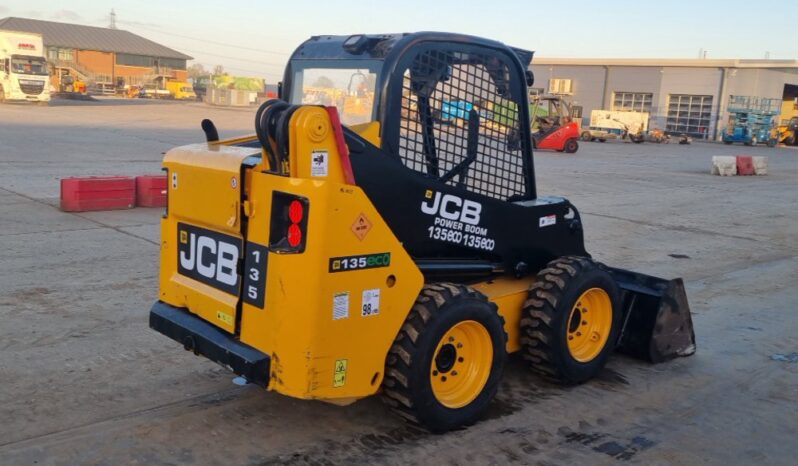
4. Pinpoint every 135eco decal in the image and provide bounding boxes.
[329,253,391,273]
